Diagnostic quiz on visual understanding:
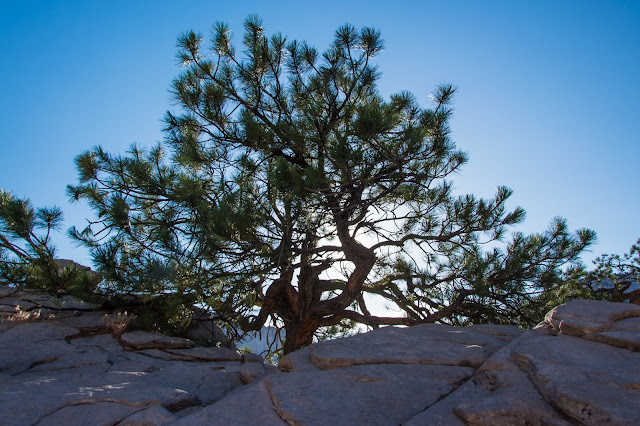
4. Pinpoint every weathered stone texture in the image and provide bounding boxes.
[2,285,639,425]
[0,286,263,426]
